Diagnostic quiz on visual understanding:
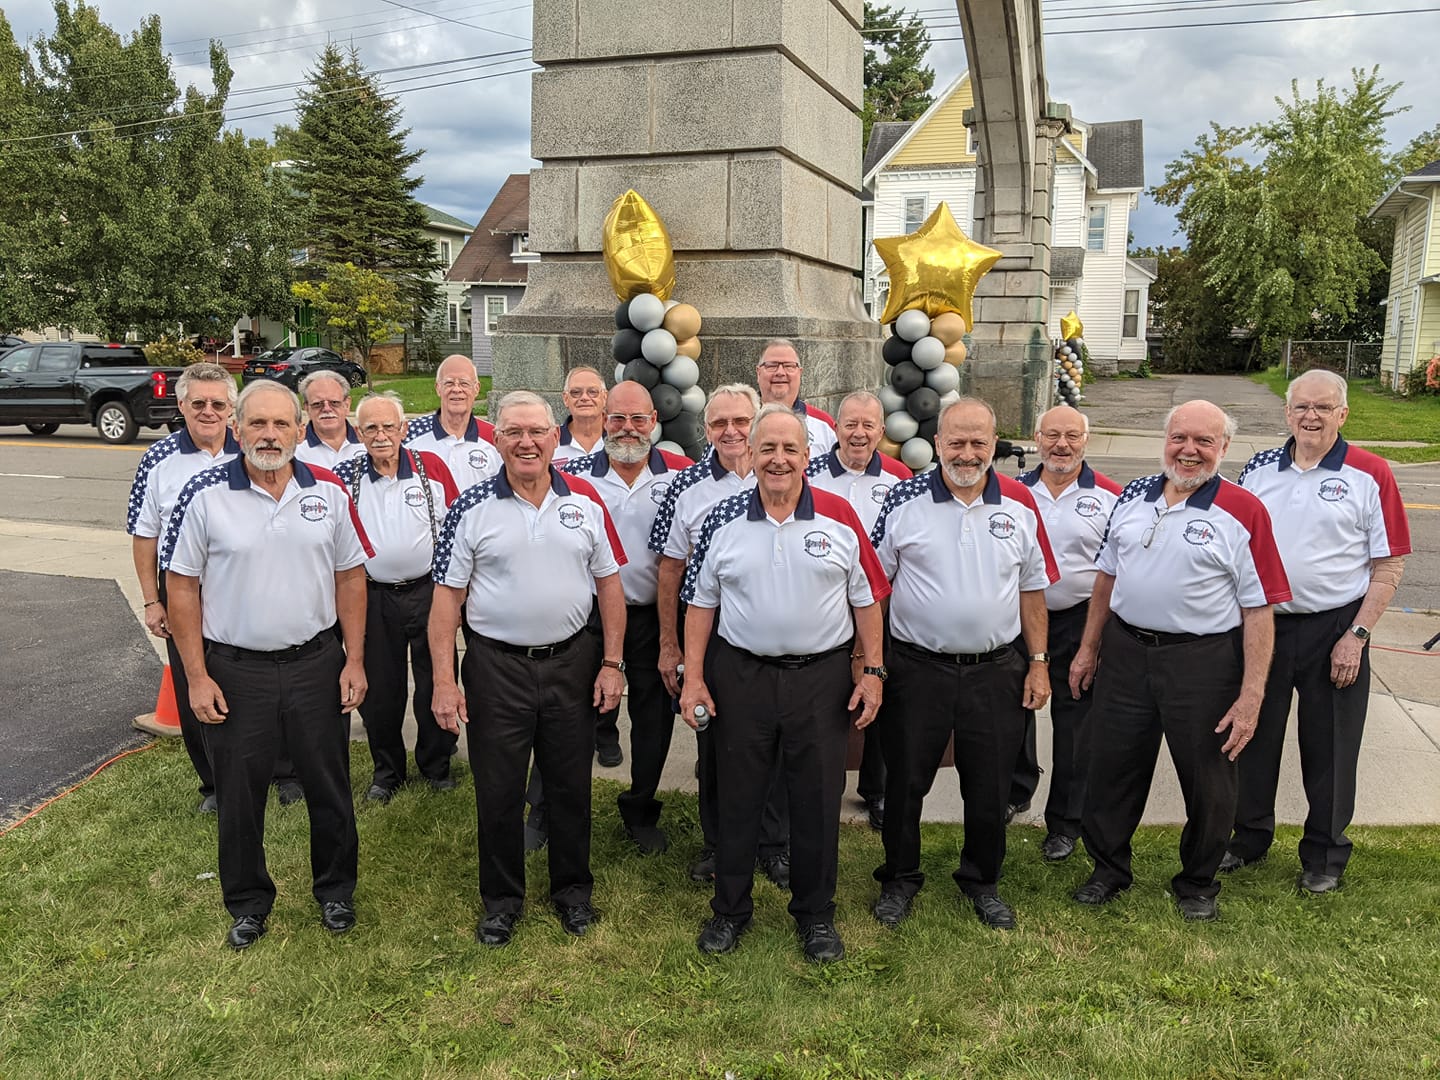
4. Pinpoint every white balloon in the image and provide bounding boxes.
[641,327,677,366]
[1059,346,1073,358]
[1074,337,1085,349]
[629,293,666,332]
[894,309,932,343]
[649,425,663,444]
[878,383,906,414]
[938,390,962,409]
[664,299,679,310]
[885,410,919,443]
[655,440,686,455]
[924,363,960,394]
[900,437,934,470]
[910,336,946,370]
[614,363,627,385]
[660,355,700,389]
[680,385,706,413]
